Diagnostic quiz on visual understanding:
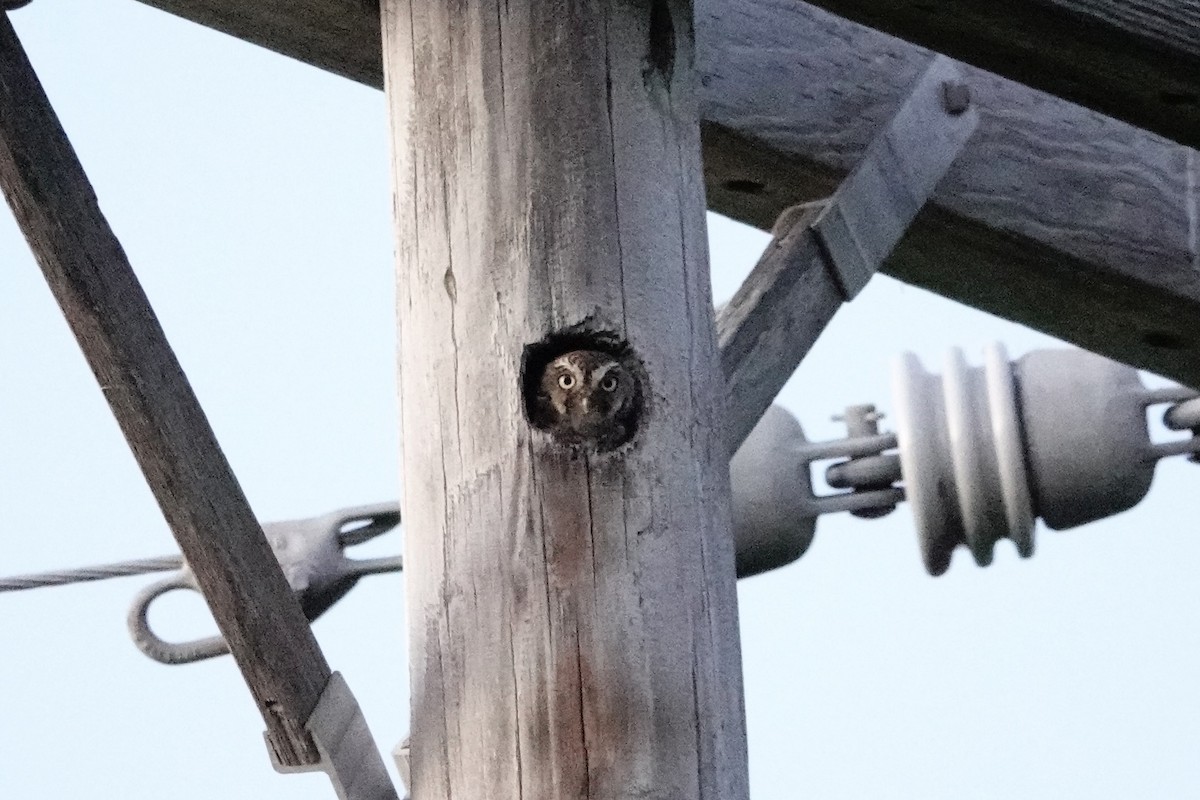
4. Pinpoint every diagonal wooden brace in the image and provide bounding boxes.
[0,12,382,781]
[718,55,979,451]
